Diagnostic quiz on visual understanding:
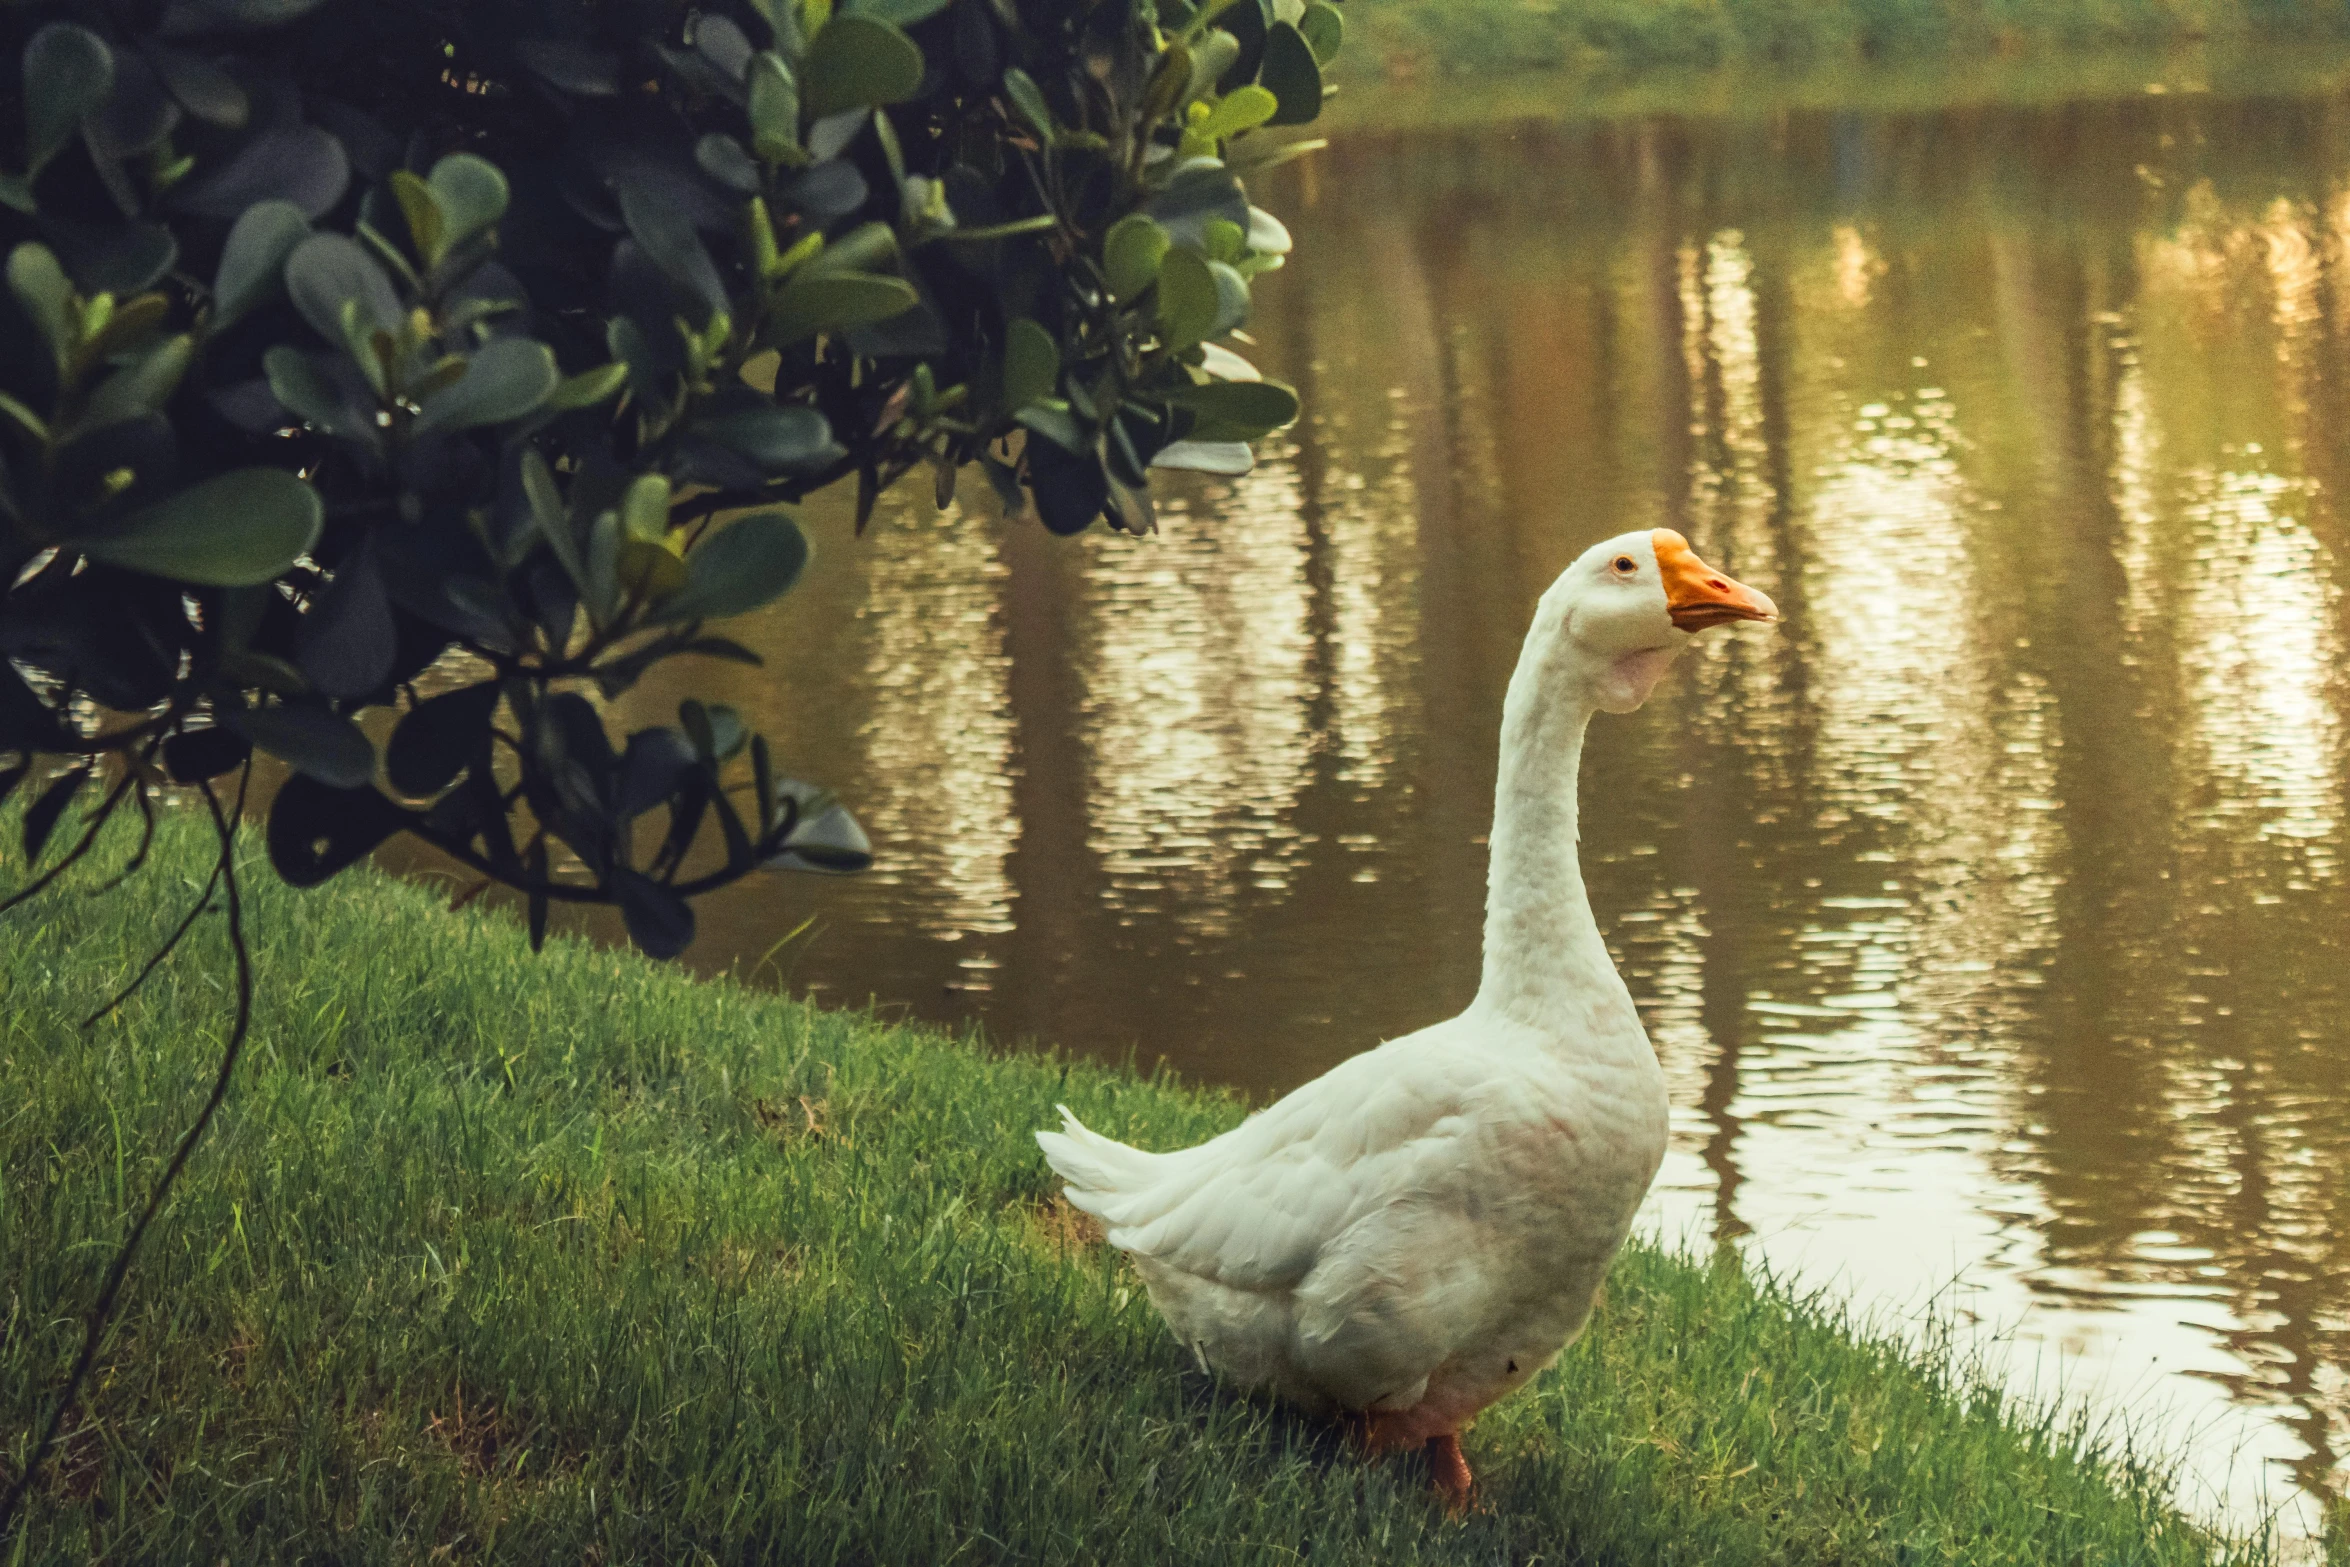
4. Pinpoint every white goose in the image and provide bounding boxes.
[1037,528,1776,1505]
